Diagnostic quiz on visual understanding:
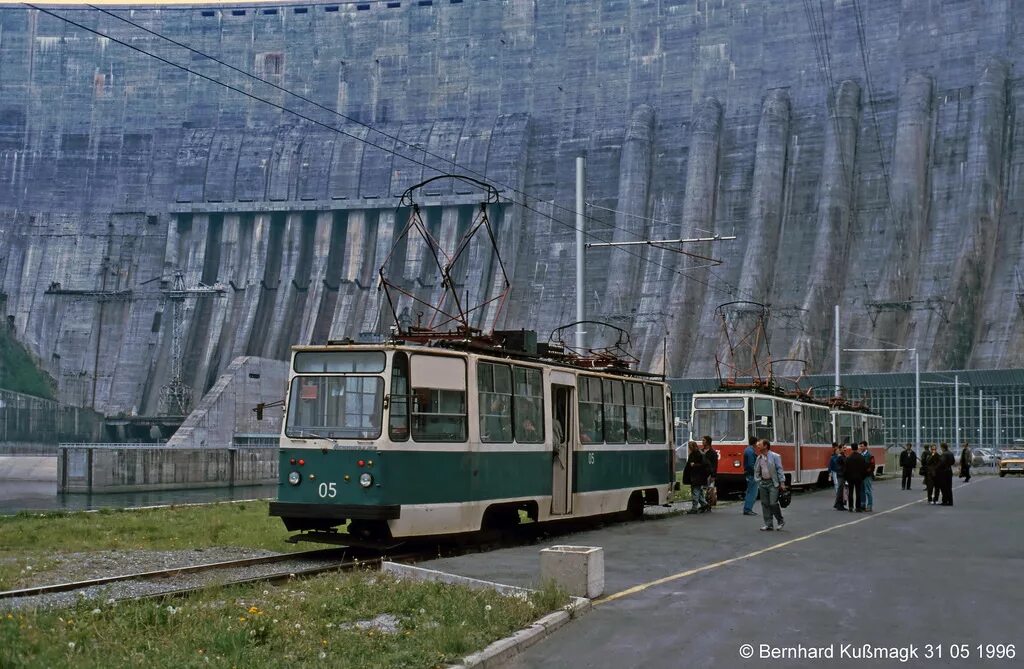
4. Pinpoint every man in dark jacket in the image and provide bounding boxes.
[843,445,866,512]
[939,442,955,506]
[859,441,876,511]
[830,444,847,510]
[925,444,941,503]
[685,441,709,513]
[899,443,917,490]
[959,441,972,483]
